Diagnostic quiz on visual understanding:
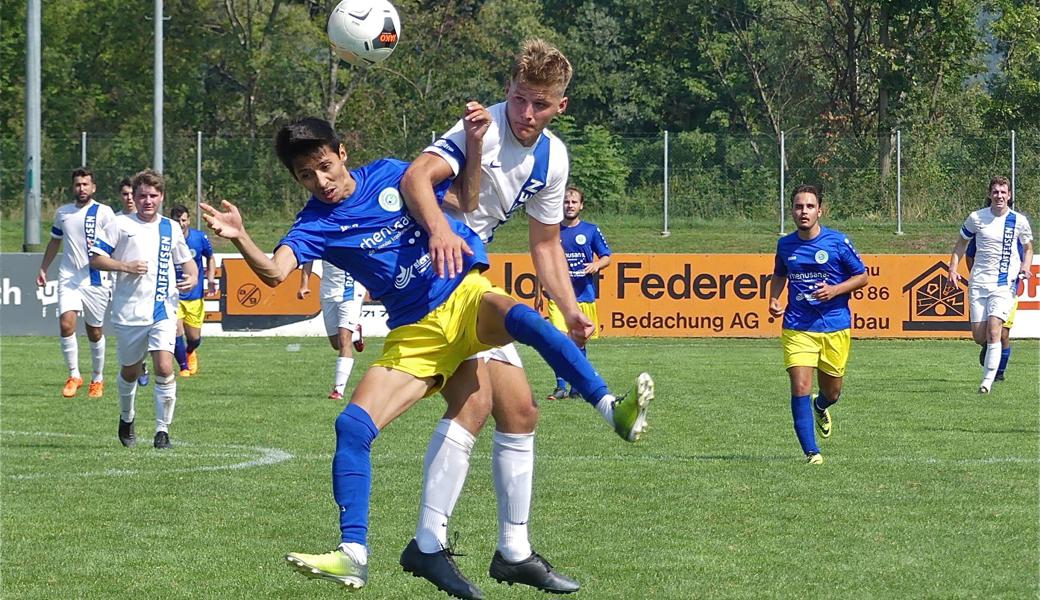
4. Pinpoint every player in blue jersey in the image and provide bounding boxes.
[200,117,637,593]
[768,185,868,464]
[542,186,612,399]
[169,205,216,377]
